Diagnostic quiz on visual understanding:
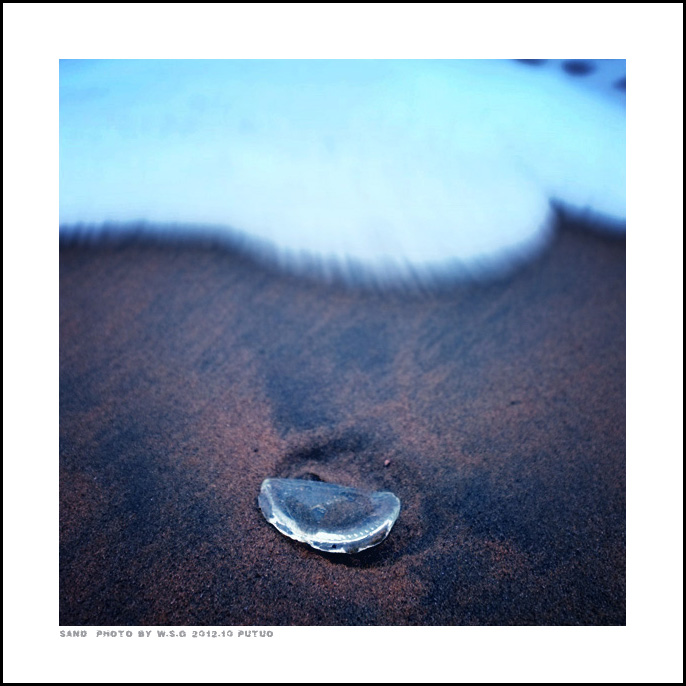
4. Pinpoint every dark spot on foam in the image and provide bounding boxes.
[516,59,547,66]
[562,60,595,76]
[614,77,626,91]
